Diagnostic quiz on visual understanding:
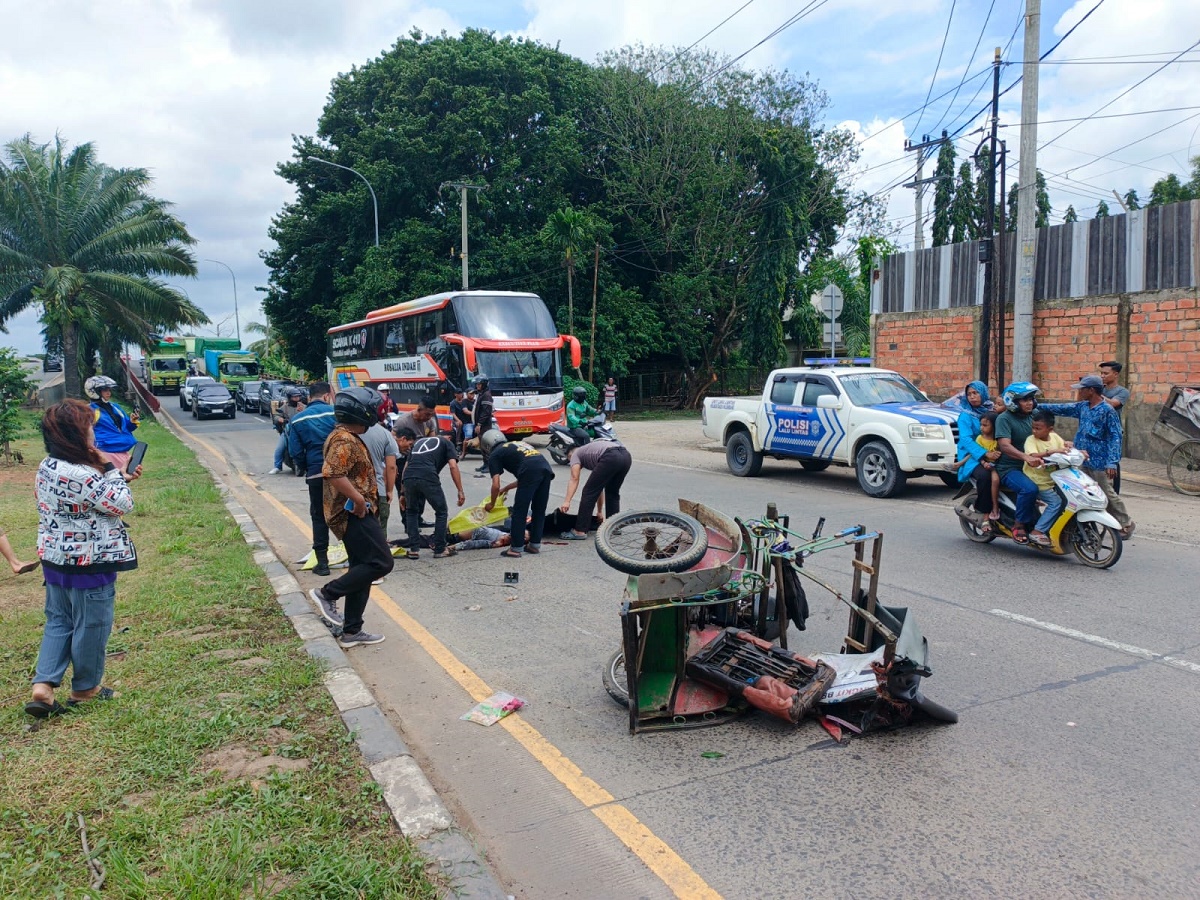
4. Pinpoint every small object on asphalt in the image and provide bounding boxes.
[505,595,518,602]
[503,571,519,584]
[701,751,725,759]
[462,691,525,726]
[466,604,483,611]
